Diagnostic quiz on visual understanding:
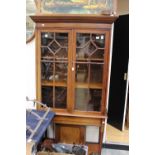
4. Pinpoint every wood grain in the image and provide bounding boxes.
[31,14,118,24]
[55,124,85,144]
